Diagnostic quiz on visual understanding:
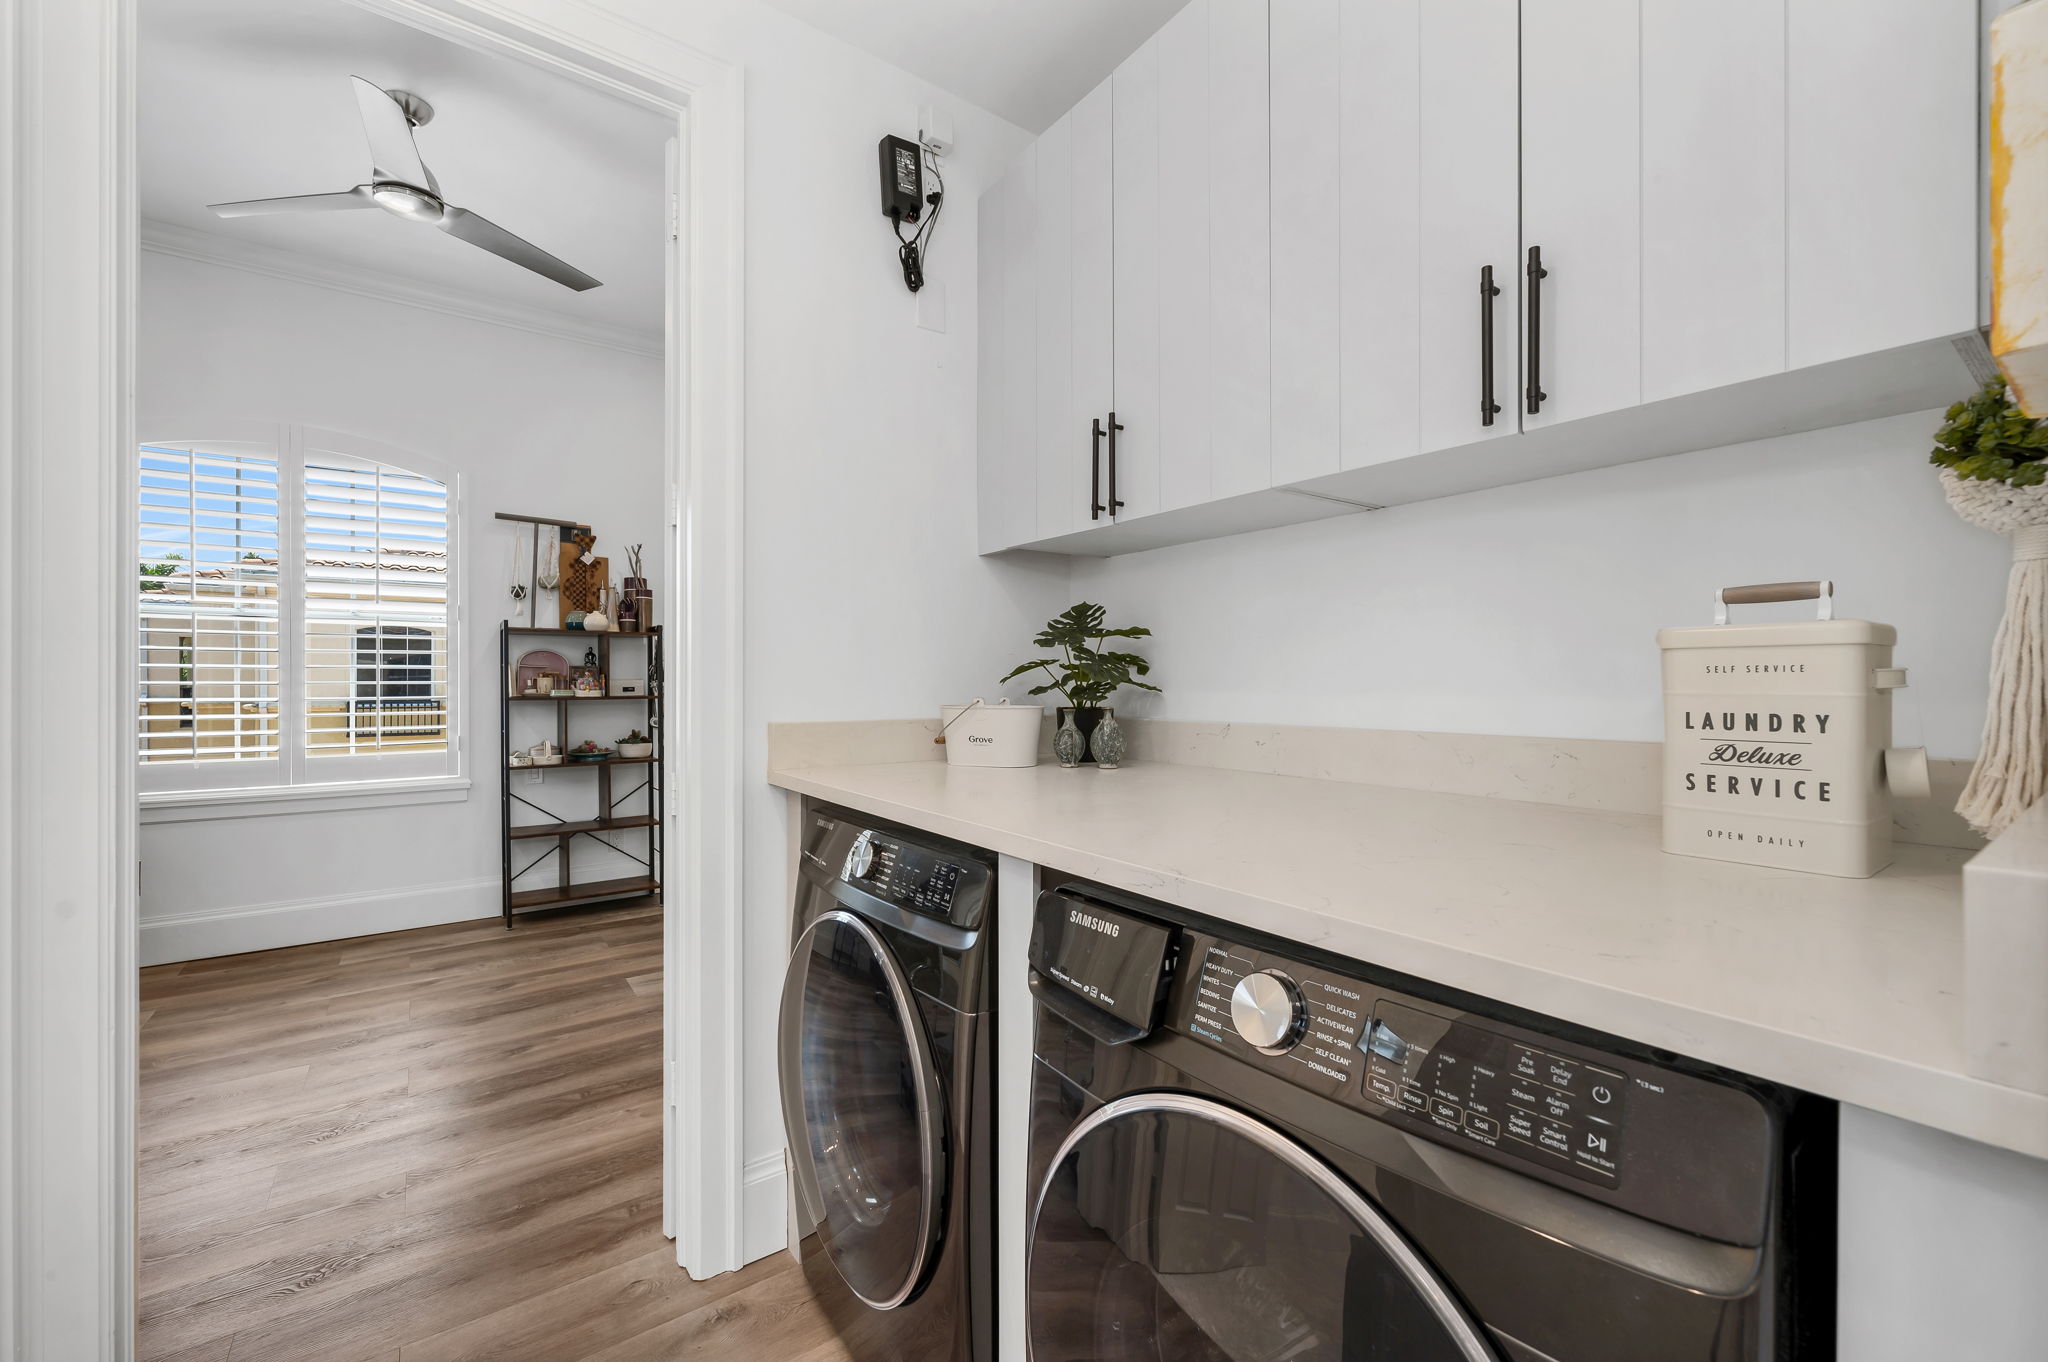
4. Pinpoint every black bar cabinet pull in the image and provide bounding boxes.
[1525,245,1548,416]
[1479,266,1502,427]
[1090,417,1106,520]
[1108,411,1126,514]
